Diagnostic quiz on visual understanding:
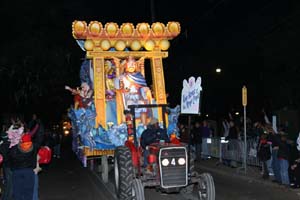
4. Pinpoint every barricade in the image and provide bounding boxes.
[206,137,261,167]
